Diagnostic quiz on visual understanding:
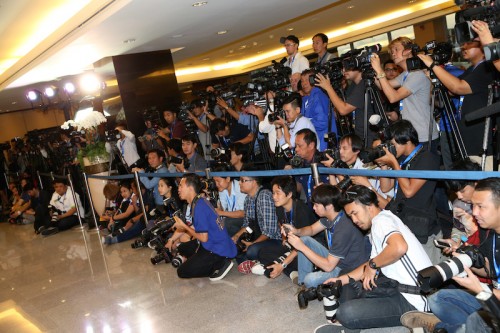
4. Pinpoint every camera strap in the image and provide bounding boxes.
[393,144,423,198]
[325,212,344,250]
